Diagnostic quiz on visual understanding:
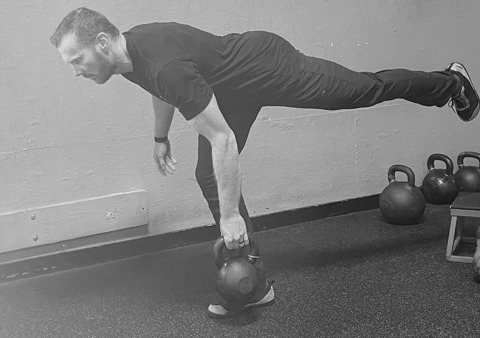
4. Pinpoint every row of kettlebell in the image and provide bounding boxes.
[379,151,480,225]
[212,151,480,305]
[423,151,480,203]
